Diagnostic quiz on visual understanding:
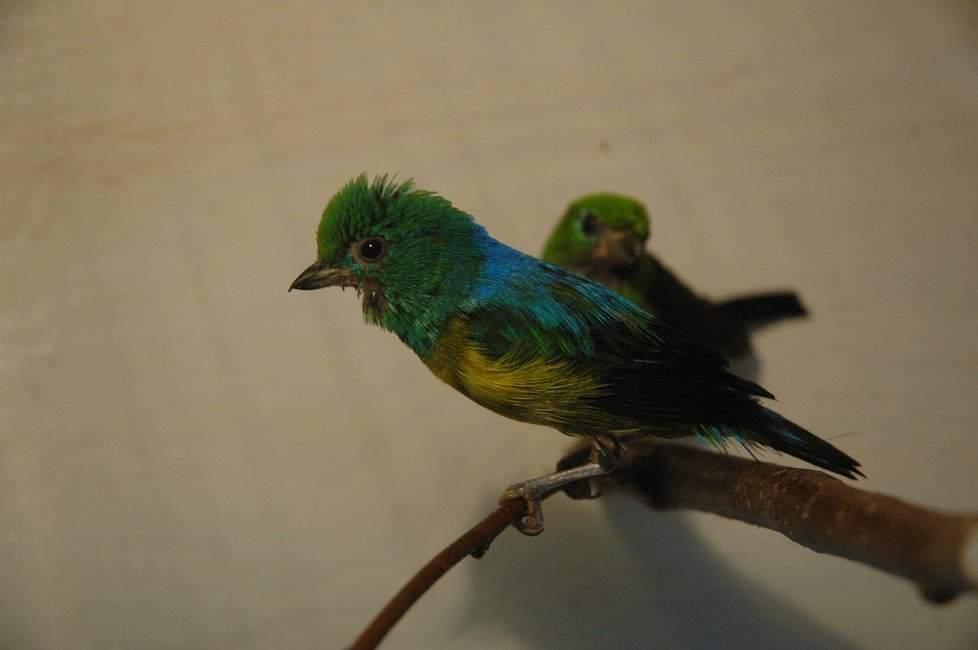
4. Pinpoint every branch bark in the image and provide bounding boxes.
[350,443,978,649]
[598,442,978,603]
